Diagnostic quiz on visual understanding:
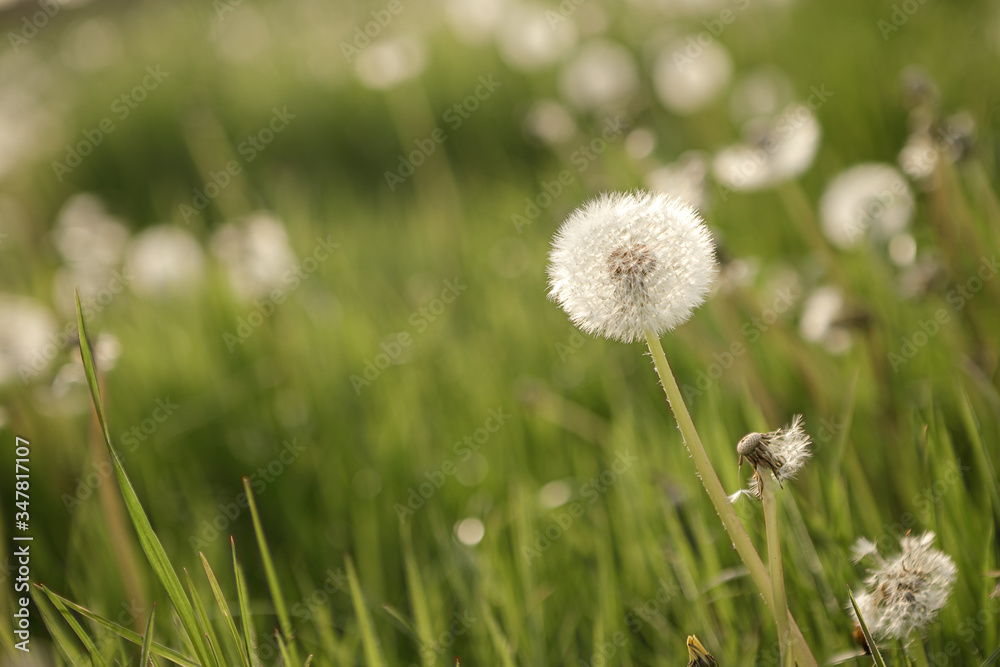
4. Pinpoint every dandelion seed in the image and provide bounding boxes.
[734,415,812,499]
[547,191,717,343]
[819,163,914,249]
[848,532,957,640]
